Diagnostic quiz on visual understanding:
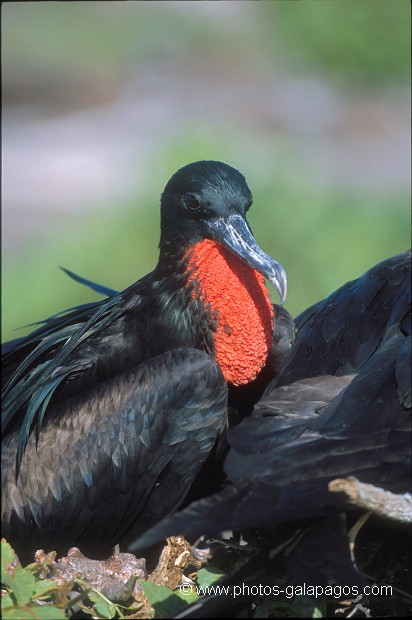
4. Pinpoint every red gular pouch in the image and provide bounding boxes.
[183,239,274,386]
